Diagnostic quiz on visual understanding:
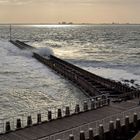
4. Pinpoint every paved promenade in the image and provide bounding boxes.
[0,99,139,140]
